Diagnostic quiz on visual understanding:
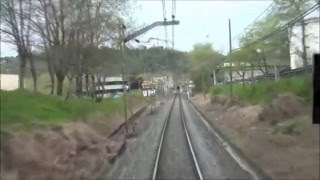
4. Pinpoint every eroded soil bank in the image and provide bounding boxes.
[191,93,319,180]
[1,99,147,180]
